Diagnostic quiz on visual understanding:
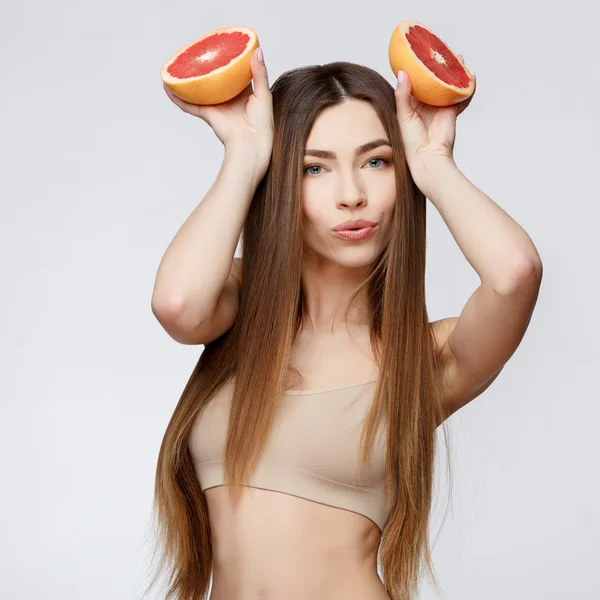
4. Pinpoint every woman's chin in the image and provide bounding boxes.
[330,250,380,269]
